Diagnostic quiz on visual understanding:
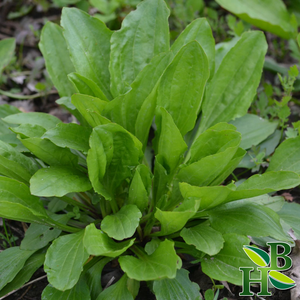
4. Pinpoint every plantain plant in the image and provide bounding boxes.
[0,0,300,299]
